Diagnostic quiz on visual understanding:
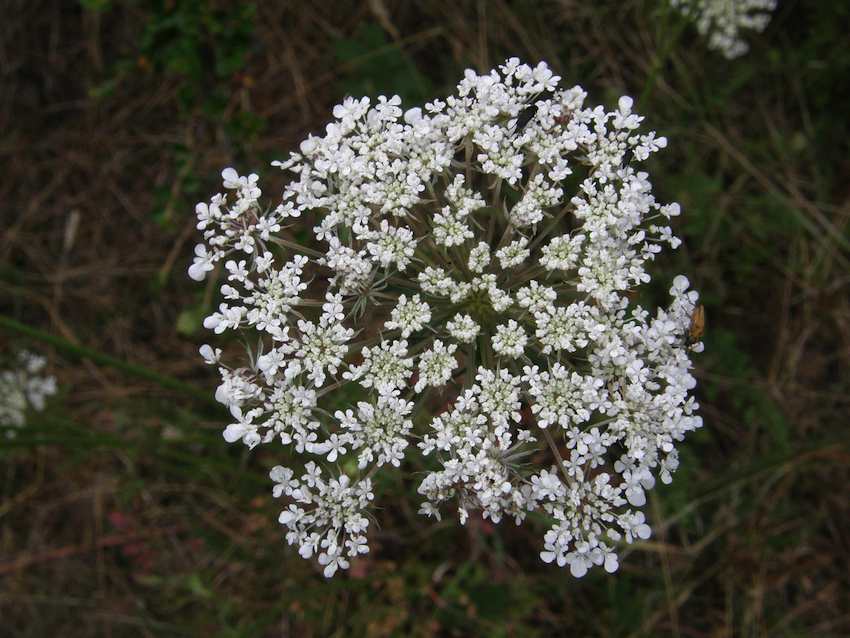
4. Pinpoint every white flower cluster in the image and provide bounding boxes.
[670,0,777,59]
[188,59,703,578]
[271,464,373,577]
[0,350,57,434]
